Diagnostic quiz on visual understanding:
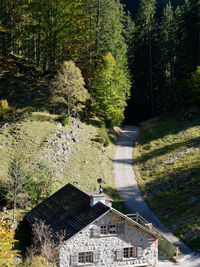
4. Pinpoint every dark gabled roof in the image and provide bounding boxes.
[25,183,110,240]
